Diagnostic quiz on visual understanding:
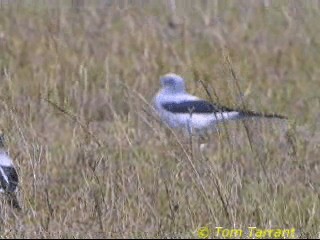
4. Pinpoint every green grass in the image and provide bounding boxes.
[0,0,319,238]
